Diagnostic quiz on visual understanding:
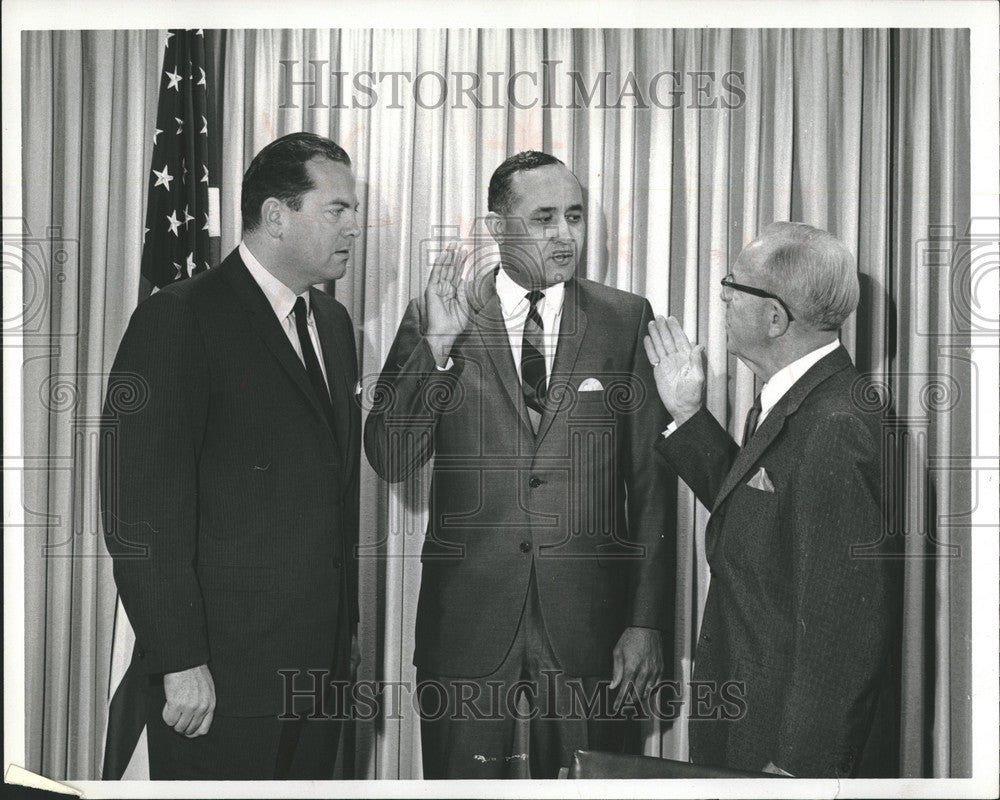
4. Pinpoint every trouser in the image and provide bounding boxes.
[417,564,625,779]
[145,676,344,780]
[146,615,351,779]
